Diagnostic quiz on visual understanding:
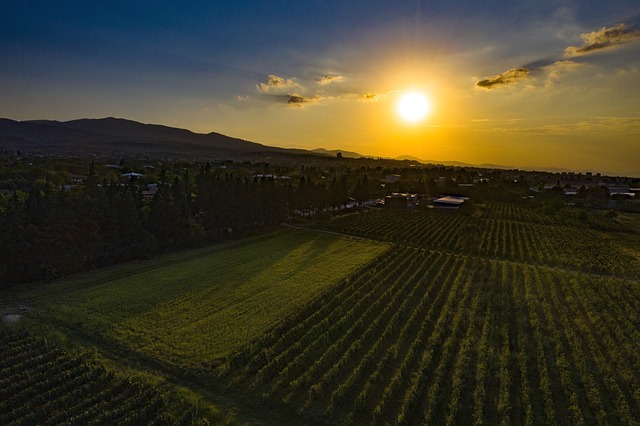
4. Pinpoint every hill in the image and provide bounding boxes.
[311,148,366,159]
[2,117,636,176]
[0,117,309,159]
